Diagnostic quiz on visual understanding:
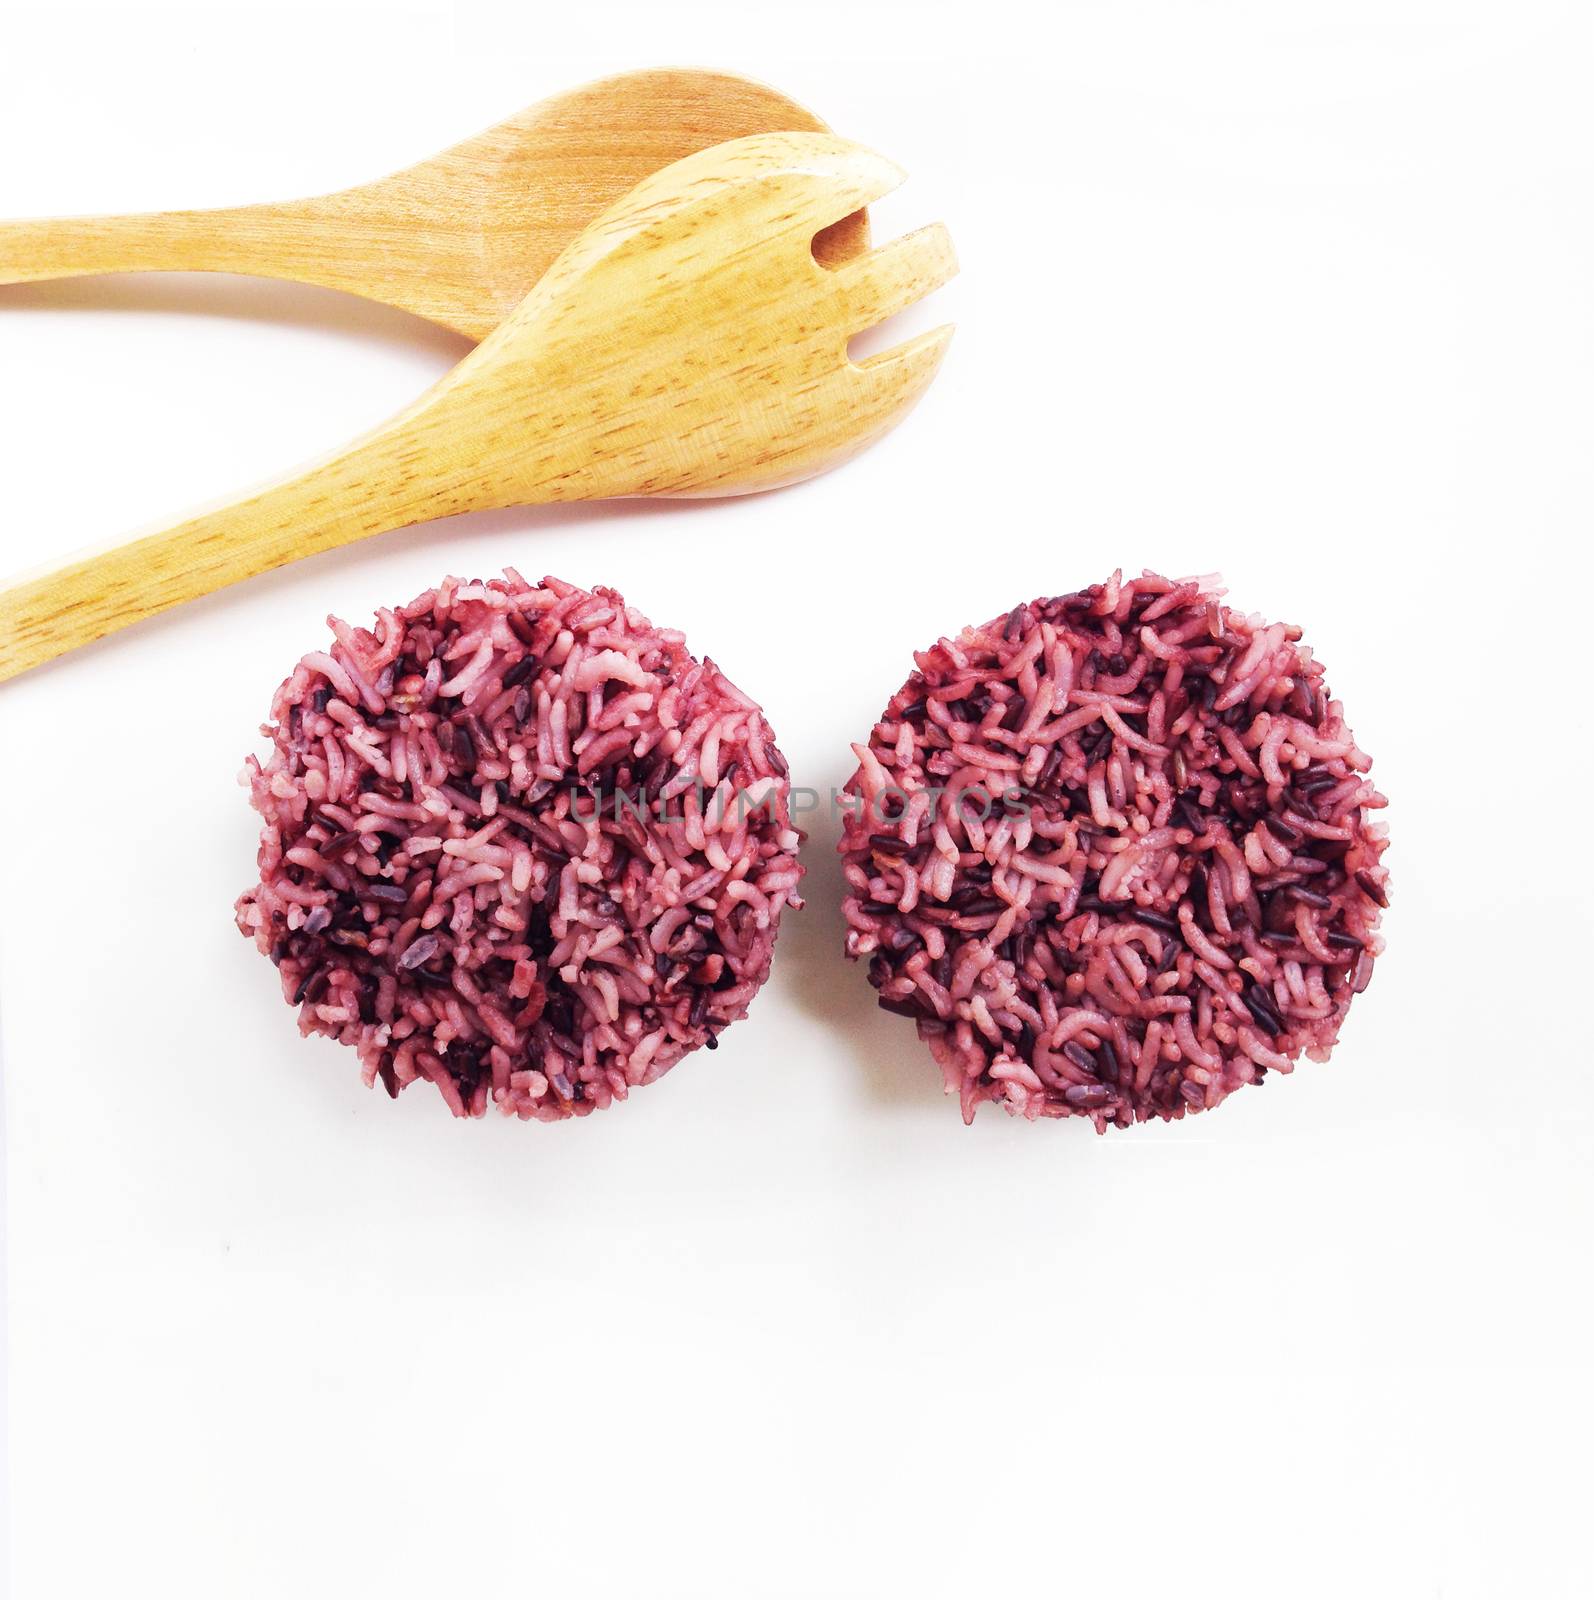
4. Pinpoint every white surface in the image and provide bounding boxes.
[3,3,1592,1597]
